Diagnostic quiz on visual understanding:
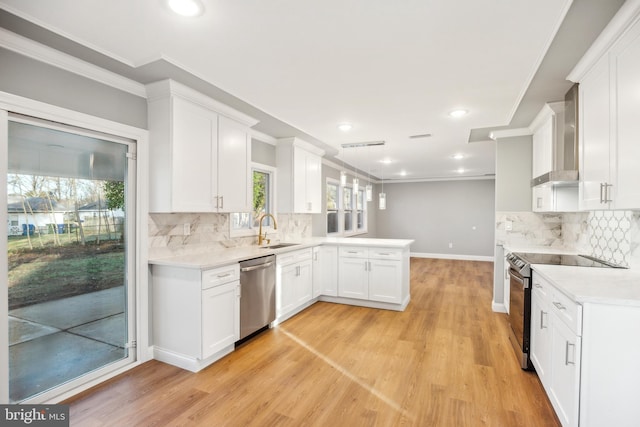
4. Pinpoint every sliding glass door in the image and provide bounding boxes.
[5,115,136,403]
